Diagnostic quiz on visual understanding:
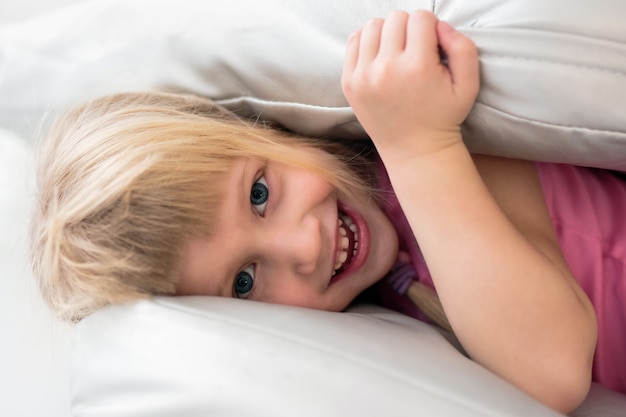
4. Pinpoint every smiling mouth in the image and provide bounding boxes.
[332,211,359,277]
